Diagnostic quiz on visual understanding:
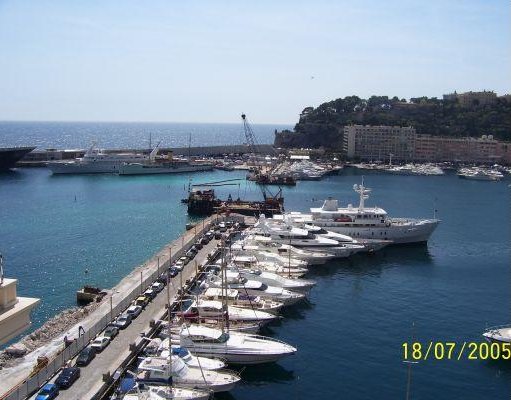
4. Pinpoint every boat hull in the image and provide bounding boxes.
[119,163,214,175]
